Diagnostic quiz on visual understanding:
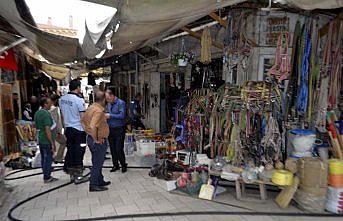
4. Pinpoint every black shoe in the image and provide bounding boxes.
[122,164,127,173]
[100,181,111,186]
[104,156,111,160]
[89,186,108,192]
[110,166,120,172]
